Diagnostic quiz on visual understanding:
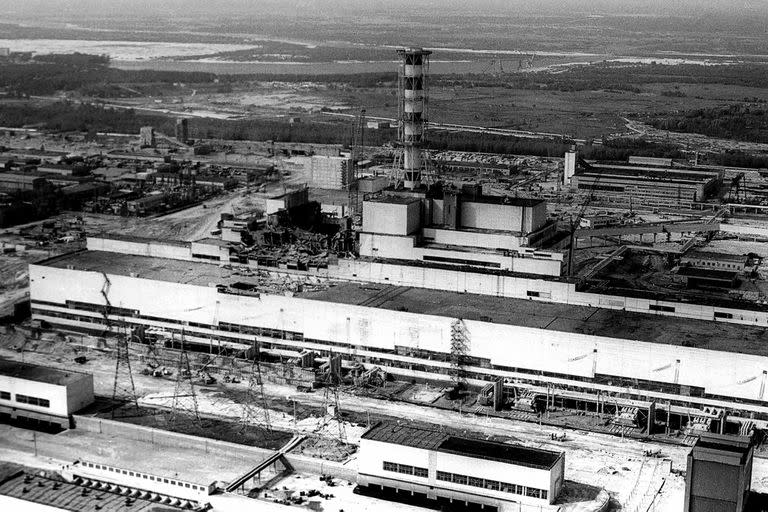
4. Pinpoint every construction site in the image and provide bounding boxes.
[3,46,768,512]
